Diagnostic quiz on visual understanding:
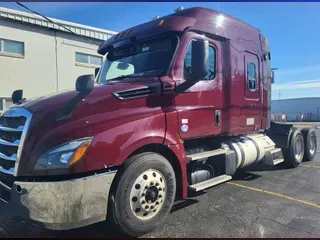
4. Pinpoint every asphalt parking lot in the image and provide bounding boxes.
[0,129,319,237]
